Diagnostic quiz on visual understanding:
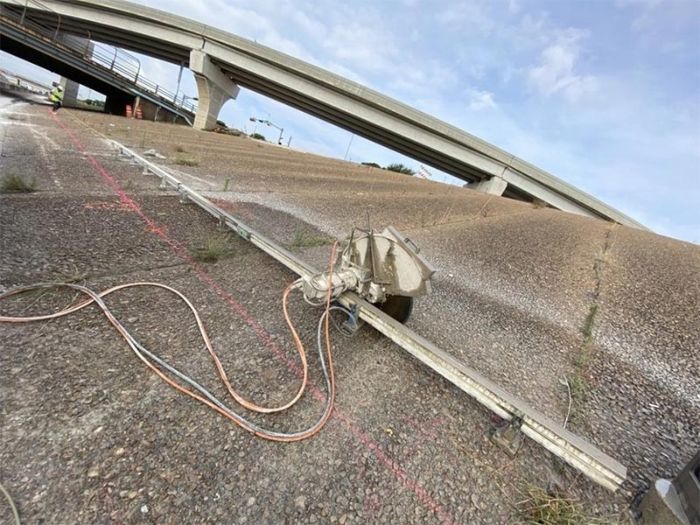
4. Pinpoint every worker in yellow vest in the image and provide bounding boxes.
[49,85,64,112]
